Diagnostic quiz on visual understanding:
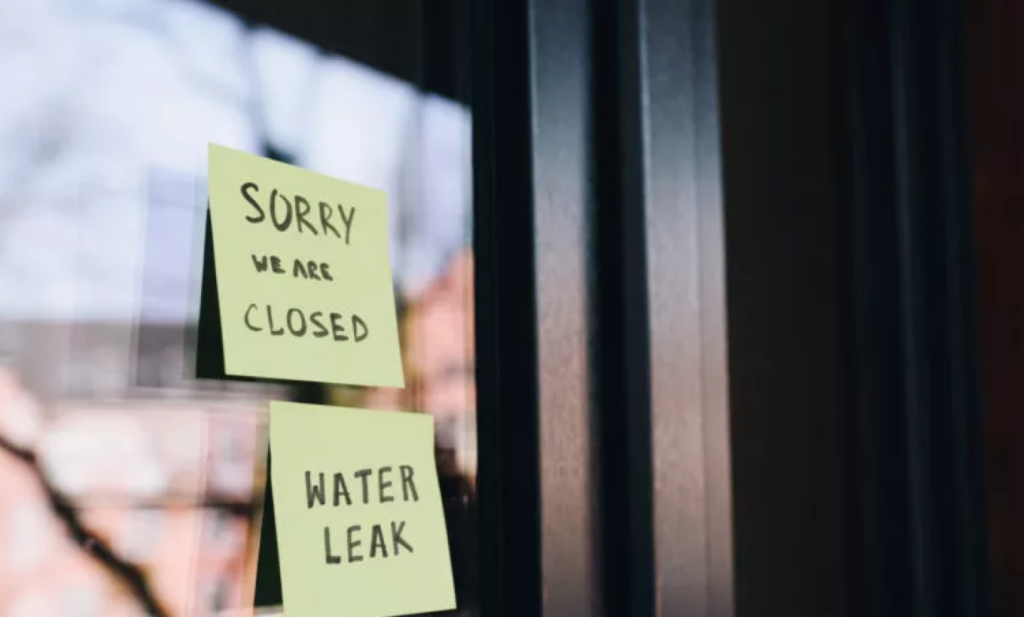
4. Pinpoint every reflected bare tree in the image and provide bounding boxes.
[0,432,171,617]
